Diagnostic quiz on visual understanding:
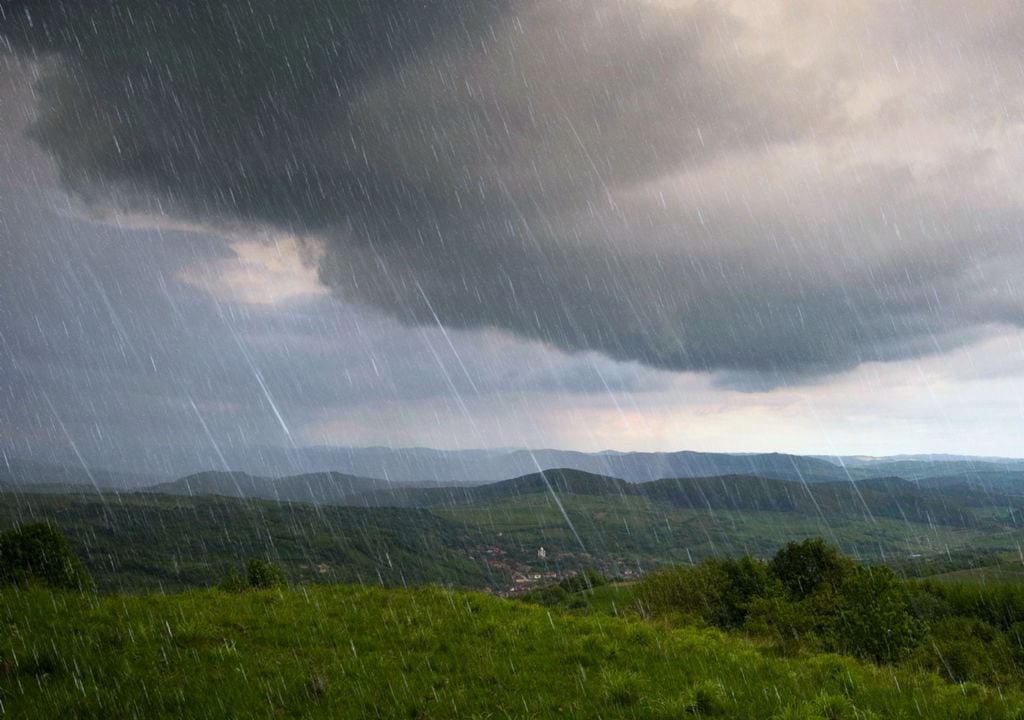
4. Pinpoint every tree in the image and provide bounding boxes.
[769,539,852,601]
[638,556,780,629]
[0,522,90,590]
[832,566,922,663]
[715,556,778,628]
[246,558,286,588]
